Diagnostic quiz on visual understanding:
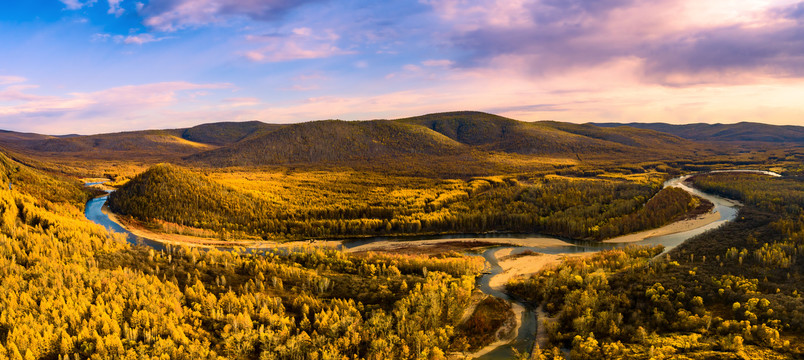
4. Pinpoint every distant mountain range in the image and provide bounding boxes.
[592,122,804,143]
[0,111,800,167]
